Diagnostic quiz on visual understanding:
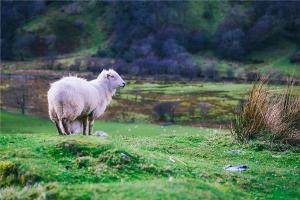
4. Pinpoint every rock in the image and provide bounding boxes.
[225,150,241,154]
[120,153,130,162]
[224,165,247,171]
[169,156,176,163]
[95,131,110,138]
